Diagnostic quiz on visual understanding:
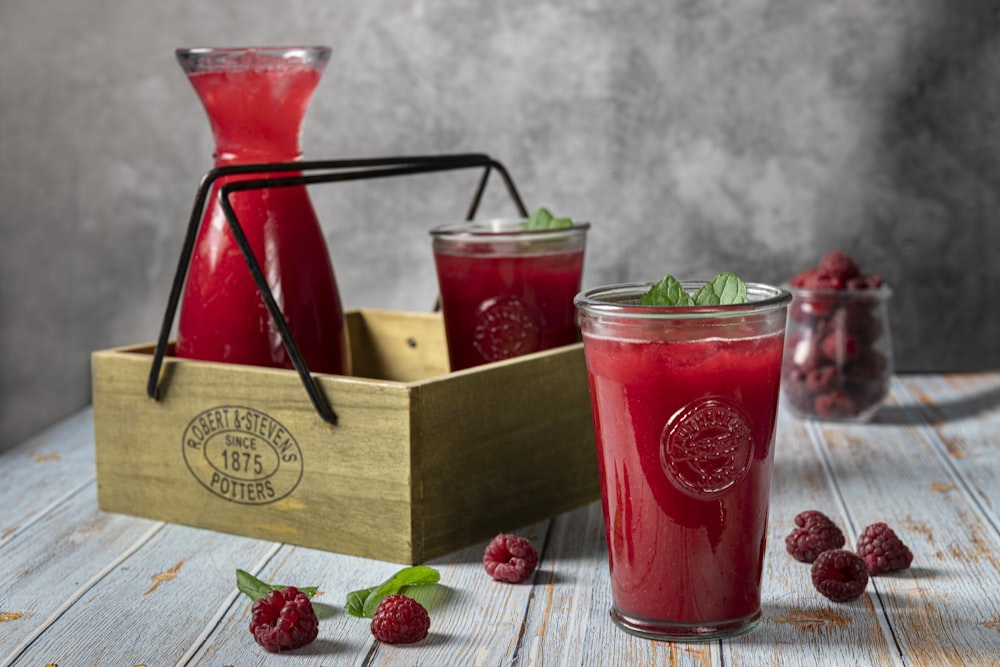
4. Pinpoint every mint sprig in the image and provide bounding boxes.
[640,272,749,306]
[344,565,441,618]
[692,272,748,305]
[640,274,693,306]
[236,569,318,602]
[524,207,573,230]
